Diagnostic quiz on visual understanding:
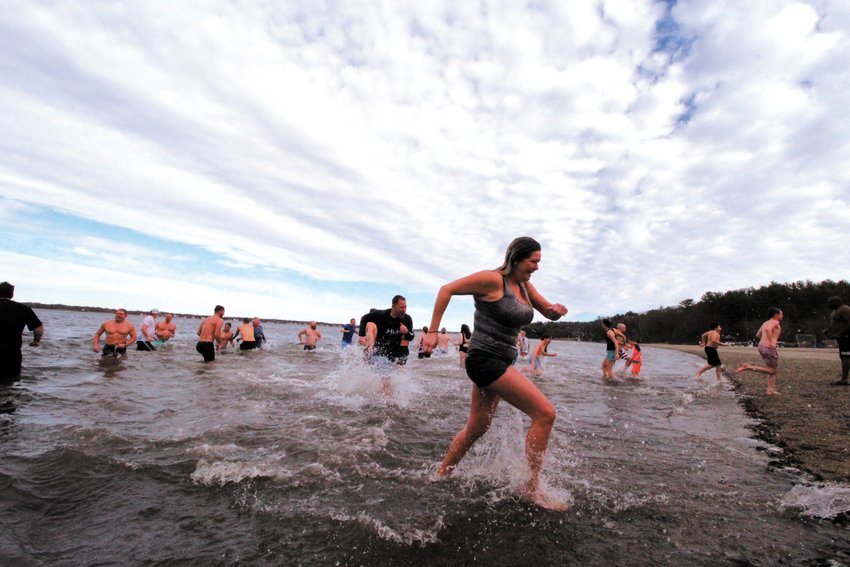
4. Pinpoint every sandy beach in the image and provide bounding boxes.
[653,344,850,483]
